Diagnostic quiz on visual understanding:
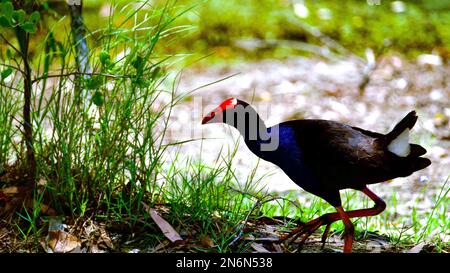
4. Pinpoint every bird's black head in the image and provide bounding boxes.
[201,98,270,147]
